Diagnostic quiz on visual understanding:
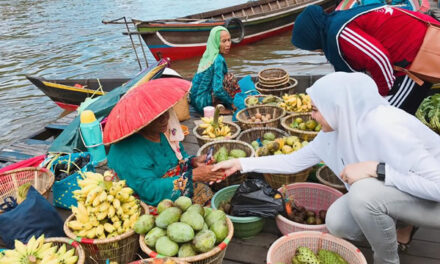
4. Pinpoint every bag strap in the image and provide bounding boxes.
[392,65,425,86]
